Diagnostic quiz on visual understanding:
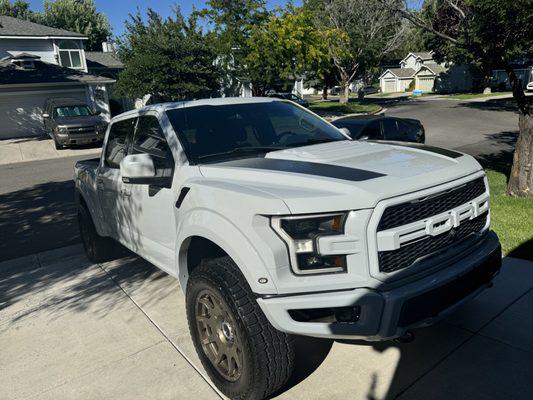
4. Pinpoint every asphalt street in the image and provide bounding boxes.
[0,98,520,262]
[383,97,519,165]
[0,154,95,261]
